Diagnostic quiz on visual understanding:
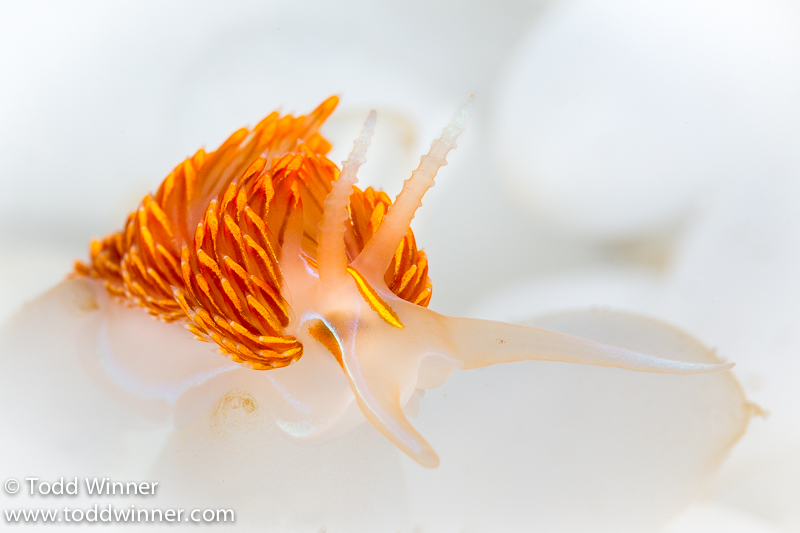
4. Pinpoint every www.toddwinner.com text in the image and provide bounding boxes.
[3,477,234,525]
